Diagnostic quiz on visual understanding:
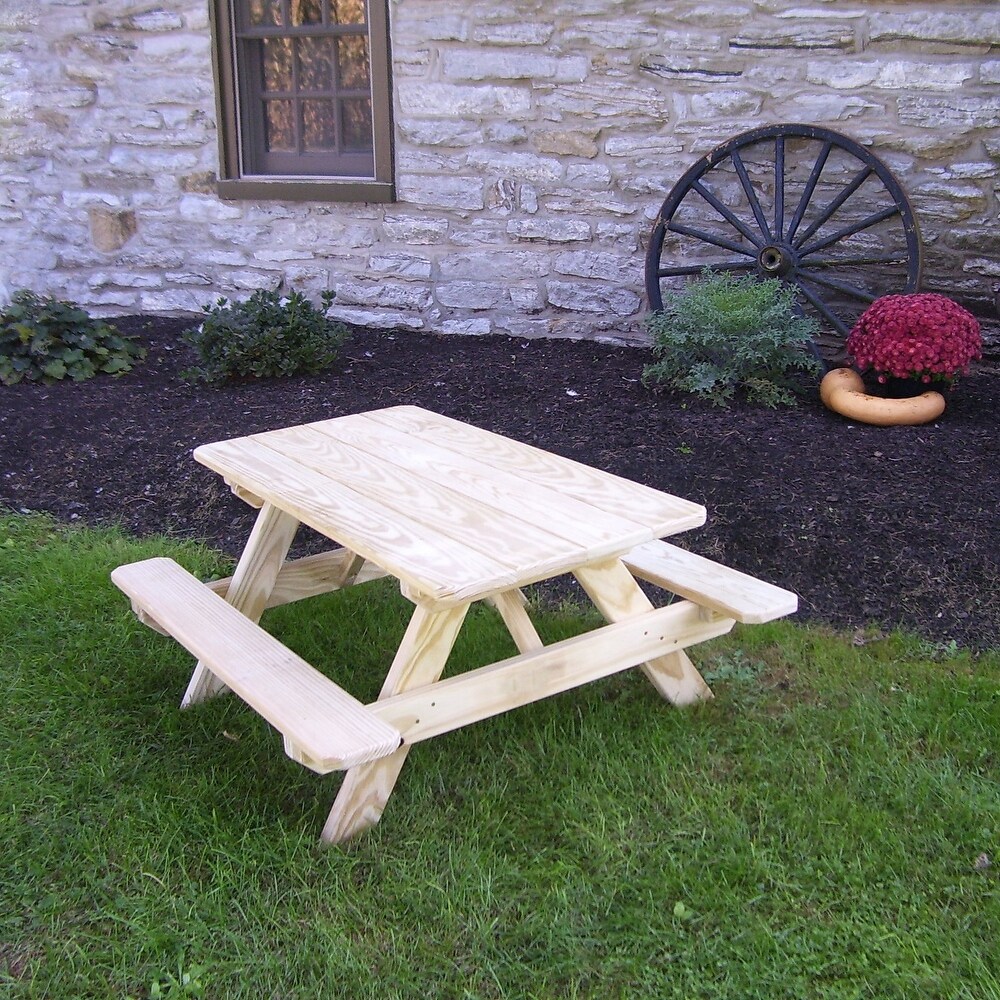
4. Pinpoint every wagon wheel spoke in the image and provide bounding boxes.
[799,204,902,257]
[645,123,922,359]
[691,181,765,247]
[794,279,852,337]
[774,136,785,239]
[731,149,773,240]
[797,270,878,304]
[804,254,910,269]
[786,140,832,242]
[792,165,873,248]
[656,261,756,278]
[666,222,758,258]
